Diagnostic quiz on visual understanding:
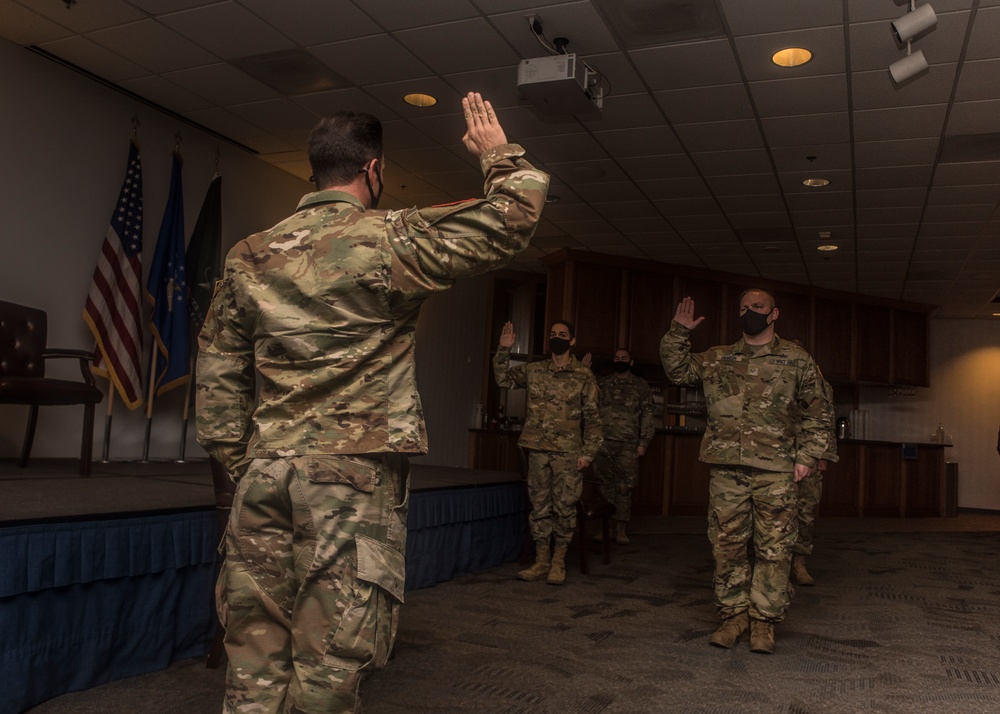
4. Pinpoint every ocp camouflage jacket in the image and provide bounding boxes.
[659,321,833,472]
[196,144,549,478]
